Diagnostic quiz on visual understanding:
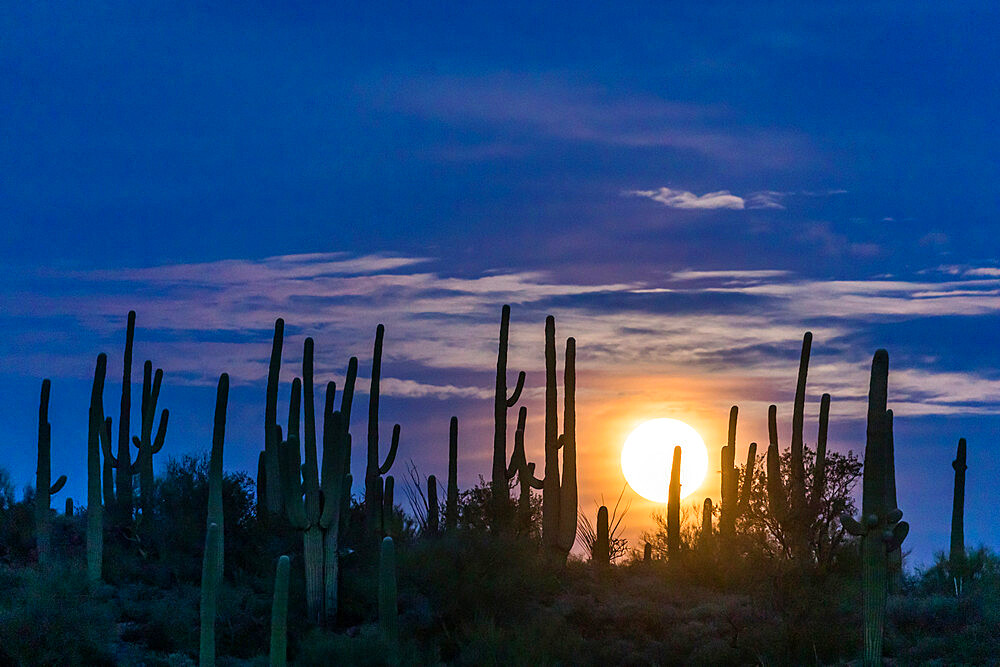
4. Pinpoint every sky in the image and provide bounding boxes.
[2,2,999,566]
